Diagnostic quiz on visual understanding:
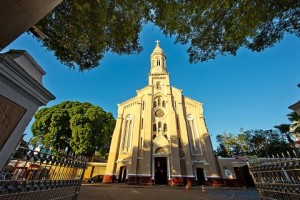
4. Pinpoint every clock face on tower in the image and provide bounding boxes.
[155,109,165,118]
